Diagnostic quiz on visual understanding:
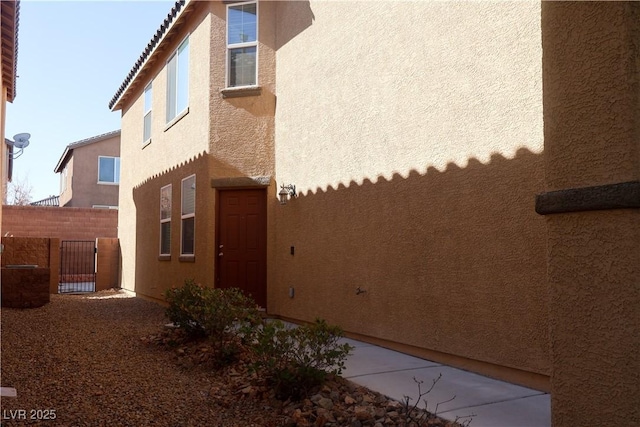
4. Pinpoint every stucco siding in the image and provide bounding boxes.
[542,2,640,424]
[119,3,212,293]
[118,1,276,298]
[1,86,7,210]
[207,1,276,179]
[272,1,547,383]
[59,156,74,207]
